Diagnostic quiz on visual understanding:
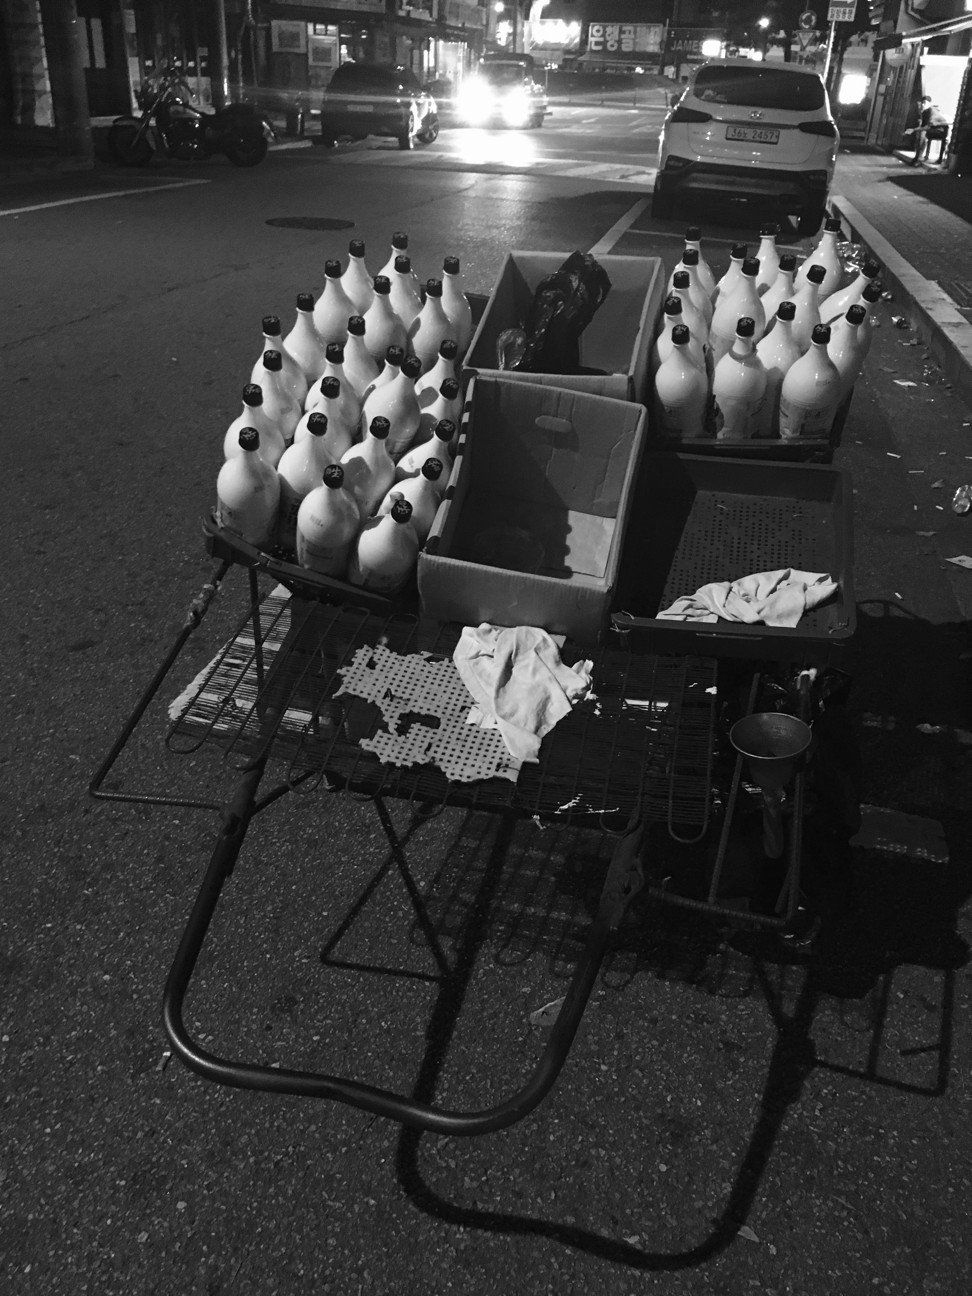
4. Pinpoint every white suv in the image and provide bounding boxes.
[654,59,839,236]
